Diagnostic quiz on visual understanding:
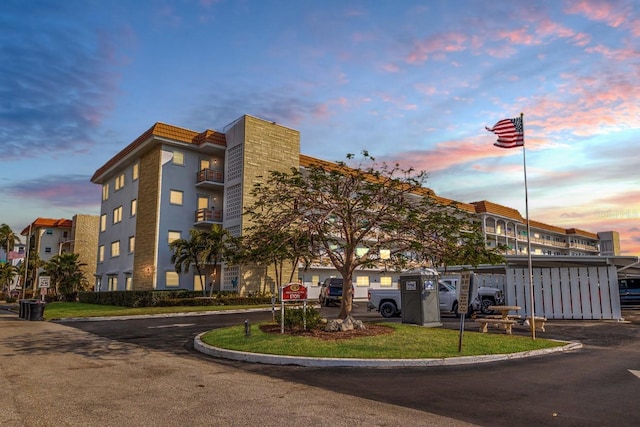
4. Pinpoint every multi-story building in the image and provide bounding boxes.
[20,215,99,289]
[91,114,620,294]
